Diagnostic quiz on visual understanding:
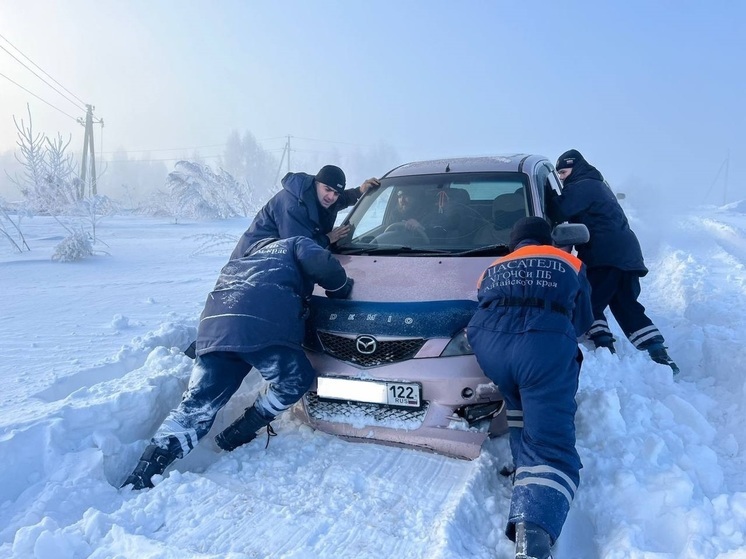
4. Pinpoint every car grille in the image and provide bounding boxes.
[305,393,428,430]
[317,331,426,367]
